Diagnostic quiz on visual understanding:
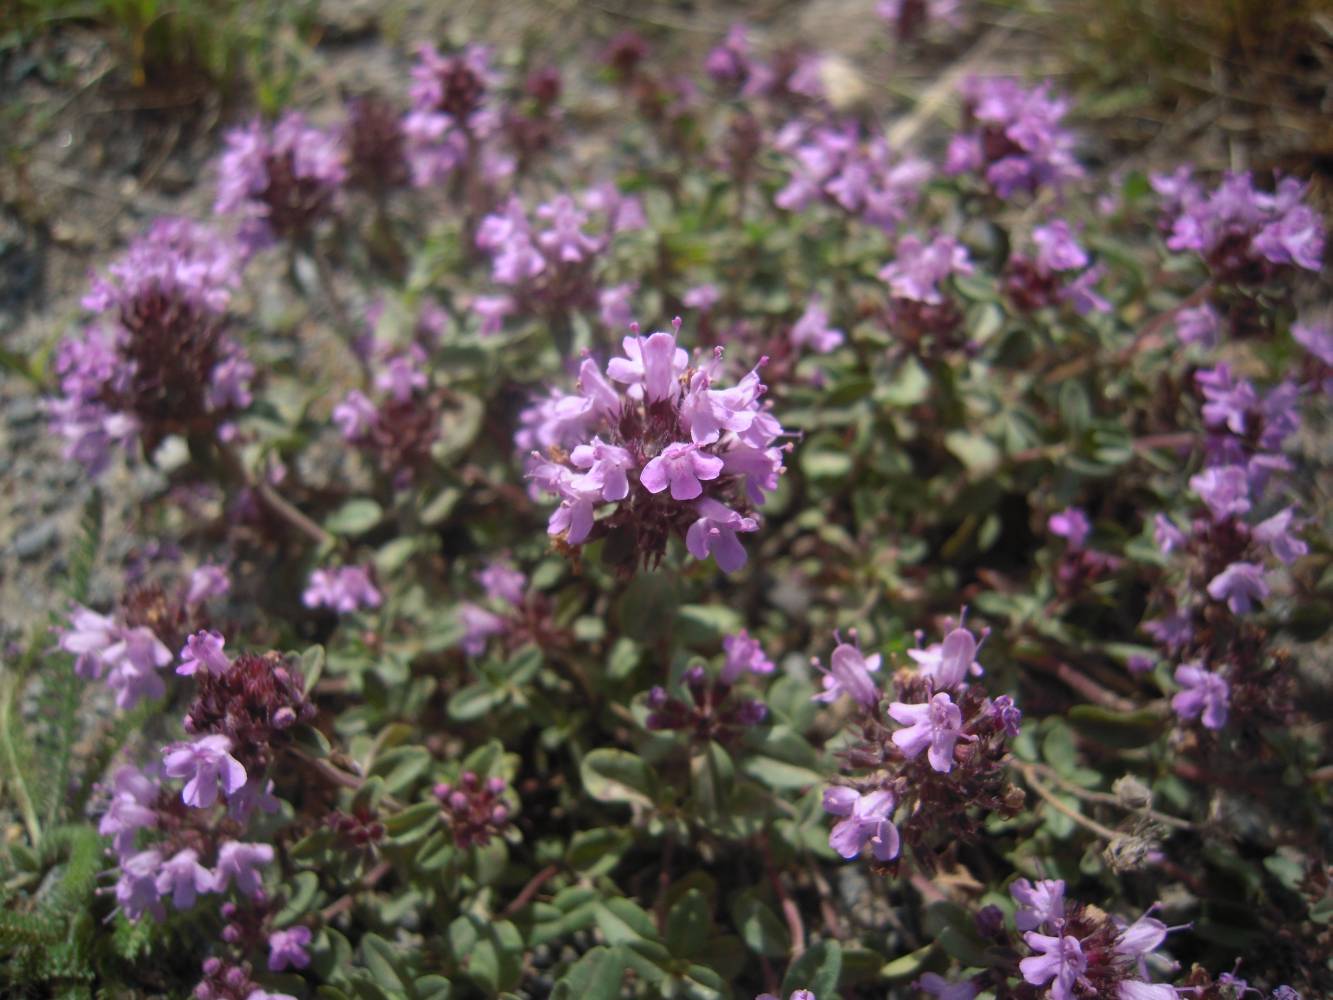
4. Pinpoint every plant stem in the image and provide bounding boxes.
[0,677,42,845]
[1018,762,1121,841]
